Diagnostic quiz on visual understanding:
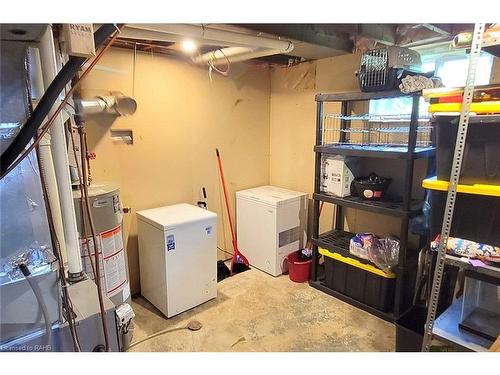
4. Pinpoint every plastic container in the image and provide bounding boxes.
[429,190,500,247]
[287,251,311,283]
[434,115,500,185]
[352,174,392,200]
[395,305,427,352]
[459,272,500,341]
[320,248,396,312]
